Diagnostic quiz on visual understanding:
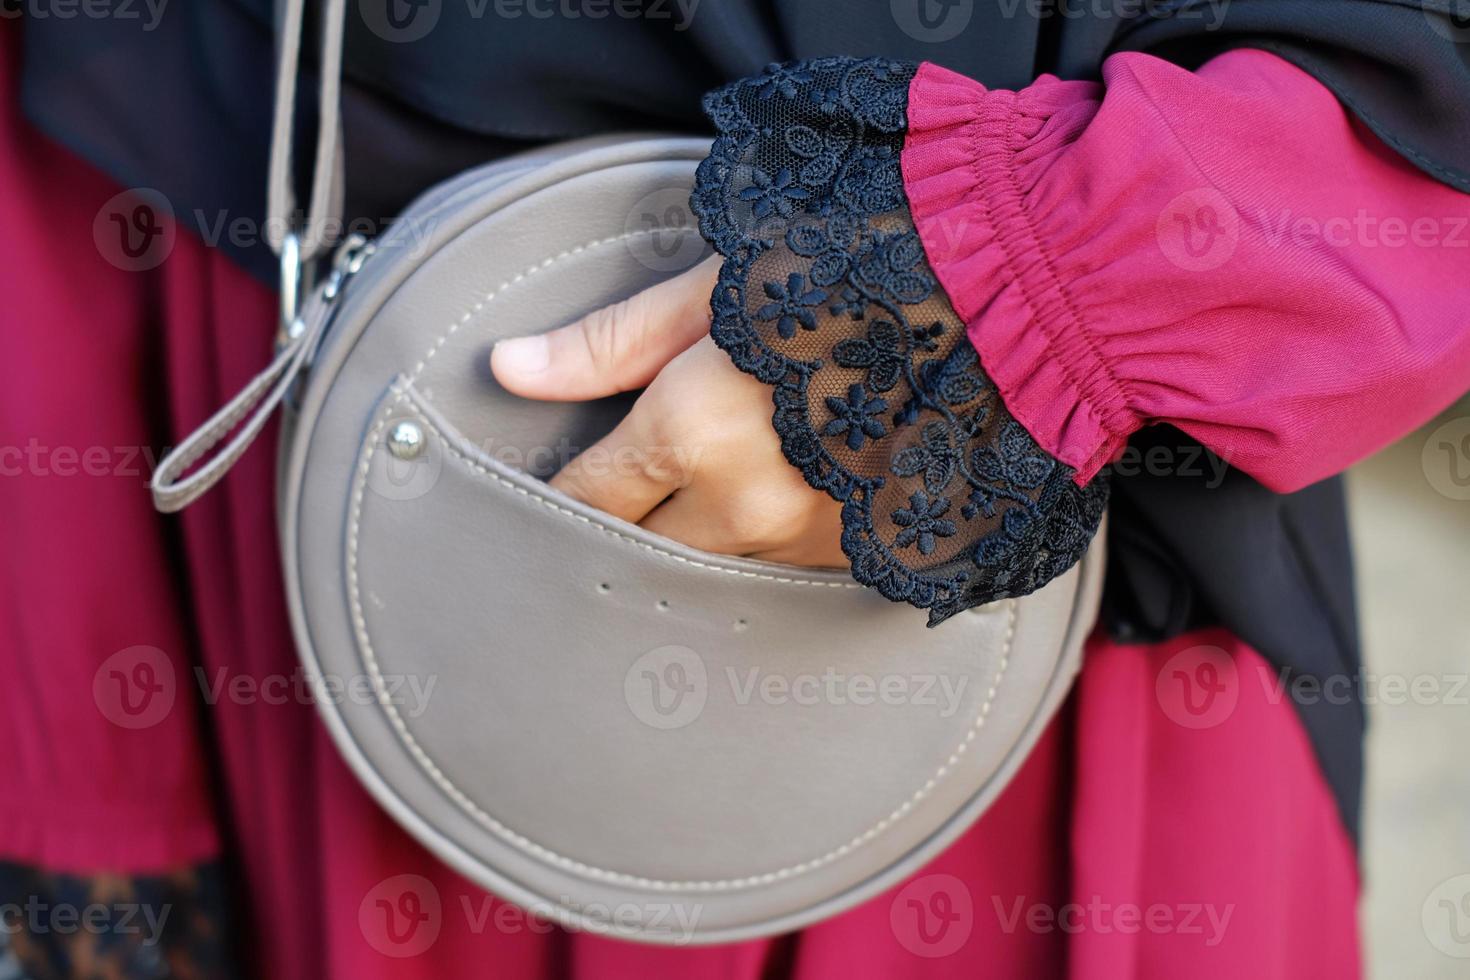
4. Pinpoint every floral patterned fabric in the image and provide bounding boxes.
[0,861,236,980]
[691,58,1108,624]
